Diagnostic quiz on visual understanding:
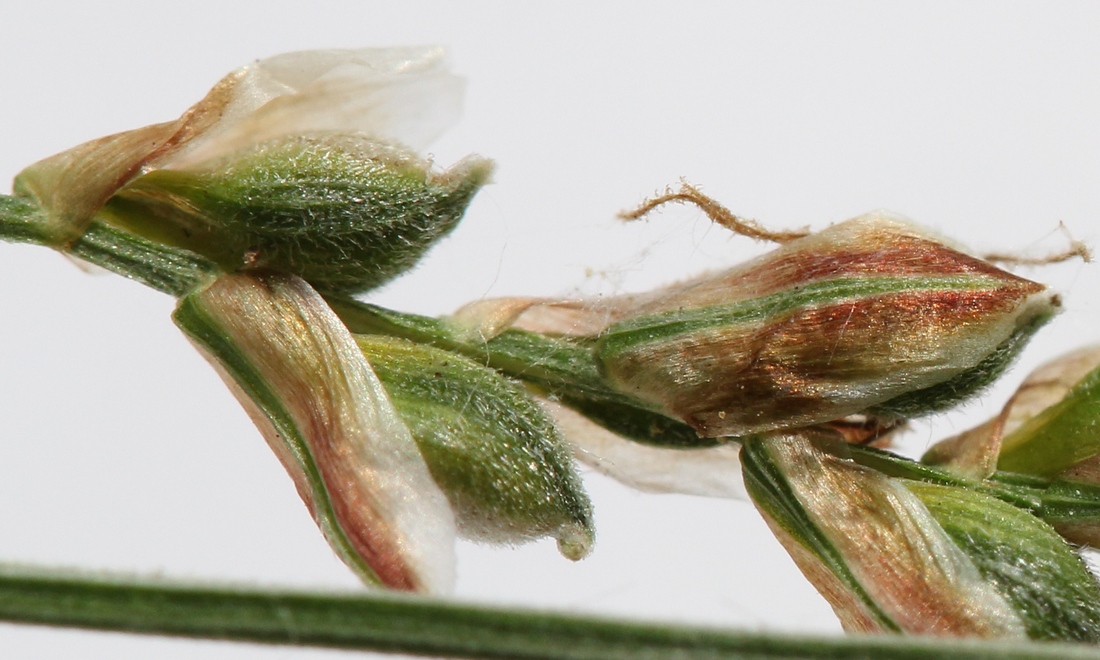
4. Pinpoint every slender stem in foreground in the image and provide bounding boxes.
[1,566,1100,659]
